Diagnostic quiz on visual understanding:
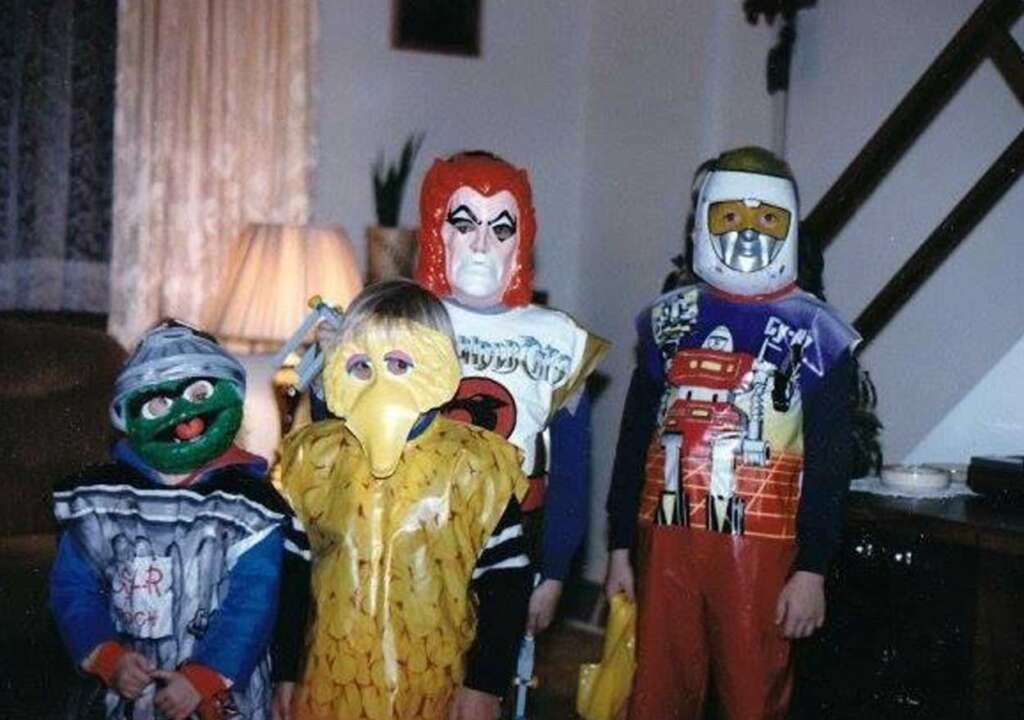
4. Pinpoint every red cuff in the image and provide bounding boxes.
[180,664,231,720]
[85,641,127,687]
[179,663,228,700]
